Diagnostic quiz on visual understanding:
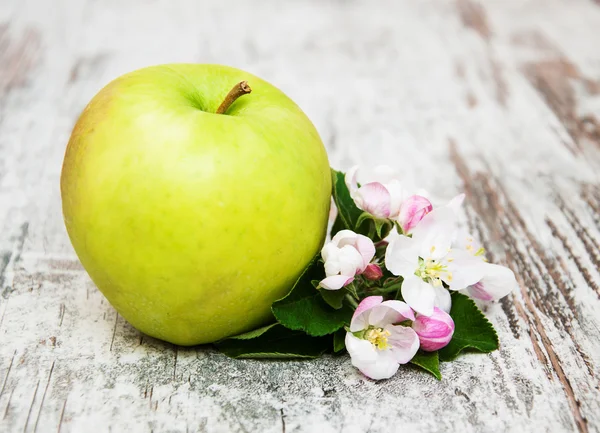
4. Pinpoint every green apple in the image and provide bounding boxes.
[61,64,331,345]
